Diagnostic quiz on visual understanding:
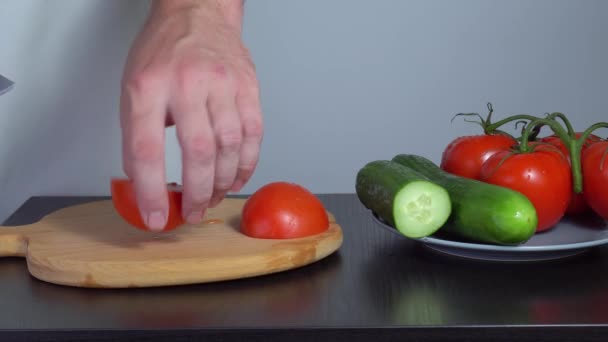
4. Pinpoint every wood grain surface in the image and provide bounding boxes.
[0,198,343,288]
